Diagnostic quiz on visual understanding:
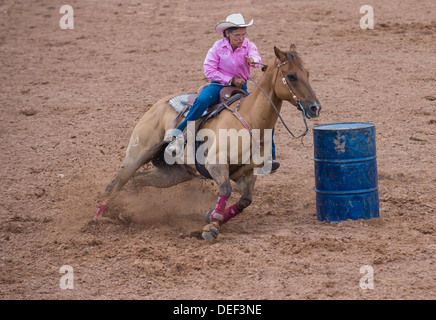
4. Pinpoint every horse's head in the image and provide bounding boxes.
[273,44,321,118]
